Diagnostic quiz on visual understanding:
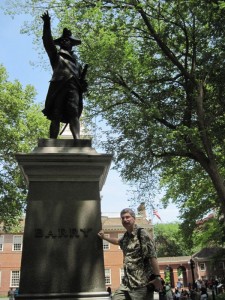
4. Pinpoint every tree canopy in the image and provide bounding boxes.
[4,0,225,242]
[0,64,48,229]
[154,222,192,257]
